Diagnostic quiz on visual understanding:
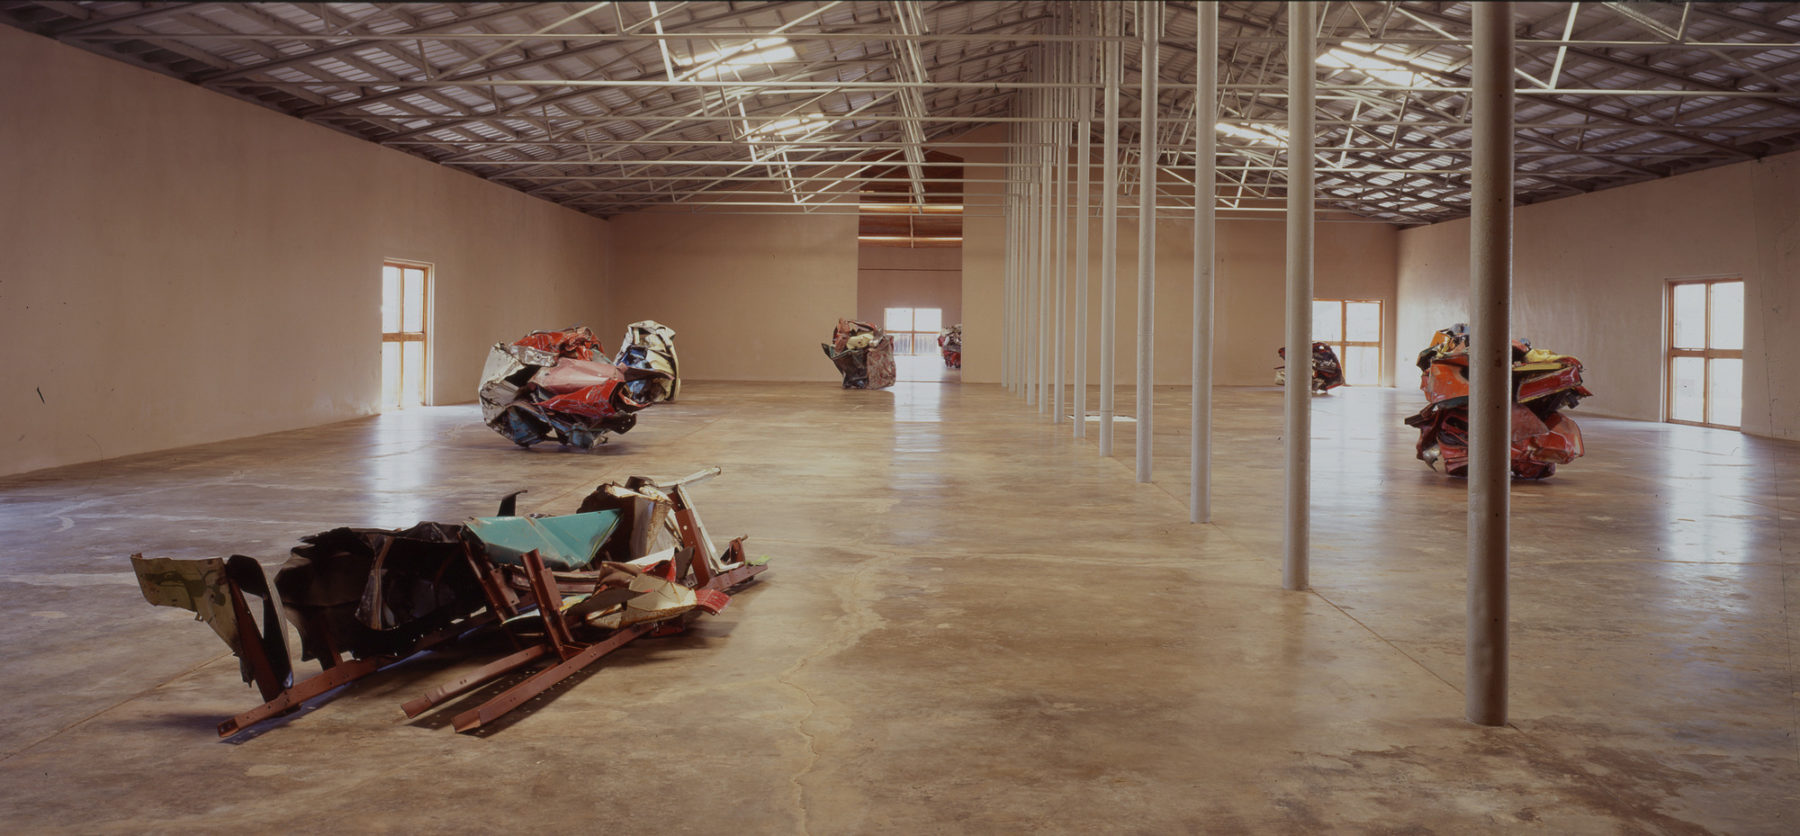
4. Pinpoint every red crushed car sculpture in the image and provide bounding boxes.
[937,324,962,369]
[479,324,678,448]
[1403,323,1592,479]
